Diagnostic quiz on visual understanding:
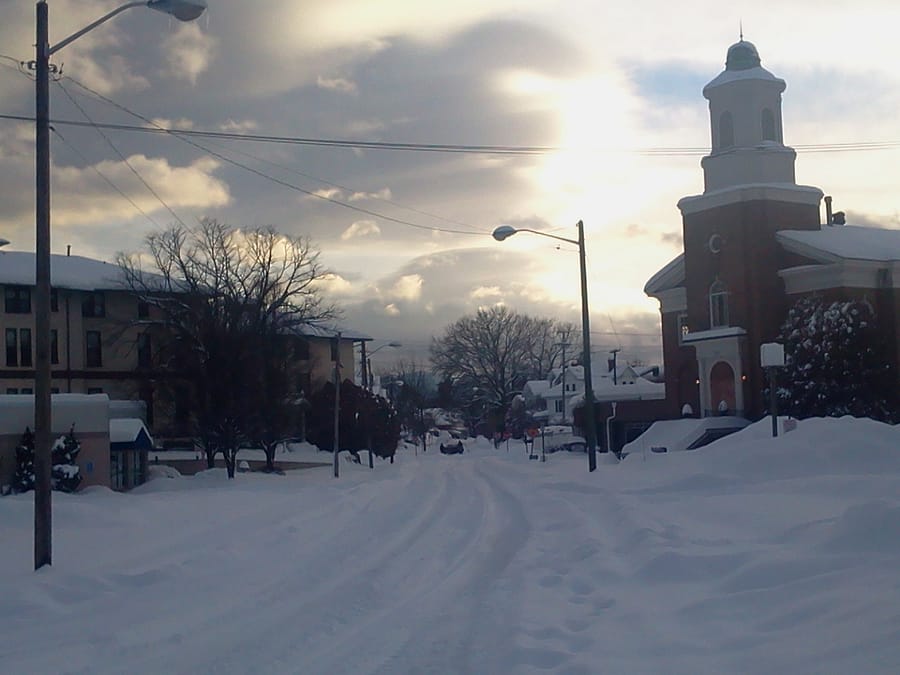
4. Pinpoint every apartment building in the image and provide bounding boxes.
[1,249,370,440]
